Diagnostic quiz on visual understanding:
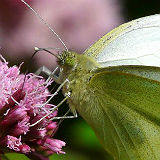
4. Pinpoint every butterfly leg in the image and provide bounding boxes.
[35,66,52,76]
[50,109,78,120]
[34,66,78,123]
[29,79,73,127]
[35,66,59,81]
[49,87,78,120]
[51,109,77,136]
